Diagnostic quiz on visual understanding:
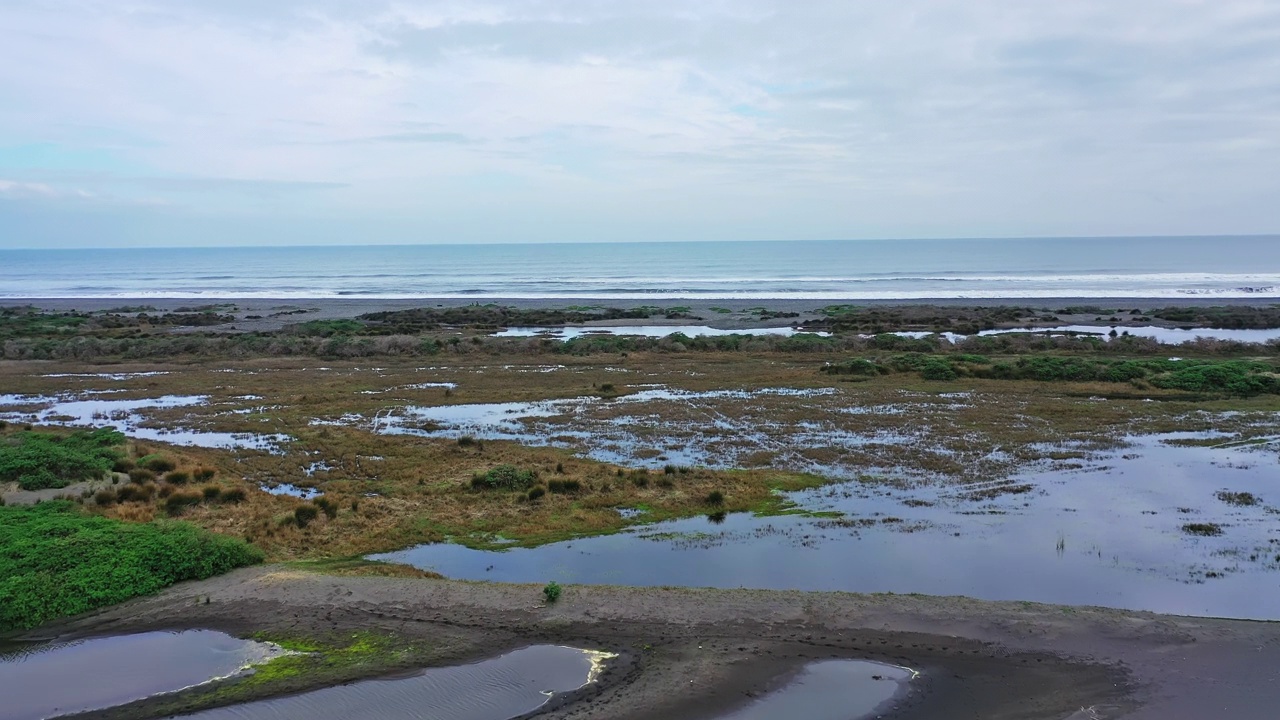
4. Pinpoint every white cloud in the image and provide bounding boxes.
[0,0,1278,245]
